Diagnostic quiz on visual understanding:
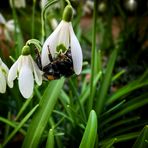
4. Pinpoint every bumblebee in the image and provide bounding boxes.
[35,46,74,80]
